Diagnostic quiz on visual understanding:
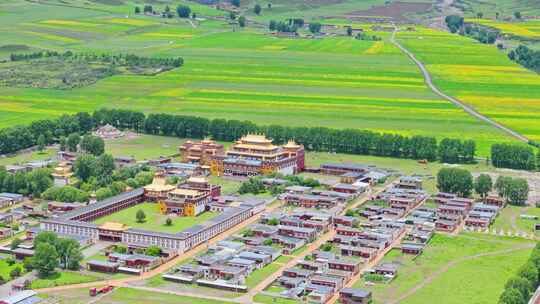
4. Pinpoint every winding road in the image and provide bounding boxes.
[389,29,529,143]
